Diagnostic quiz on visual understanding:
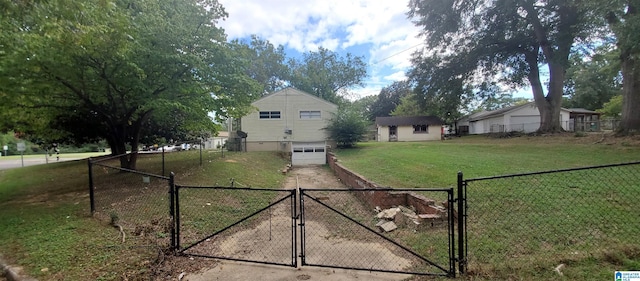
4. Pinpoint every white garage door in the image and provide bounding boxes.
[292,142,326,166]
[510,115,540,133]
